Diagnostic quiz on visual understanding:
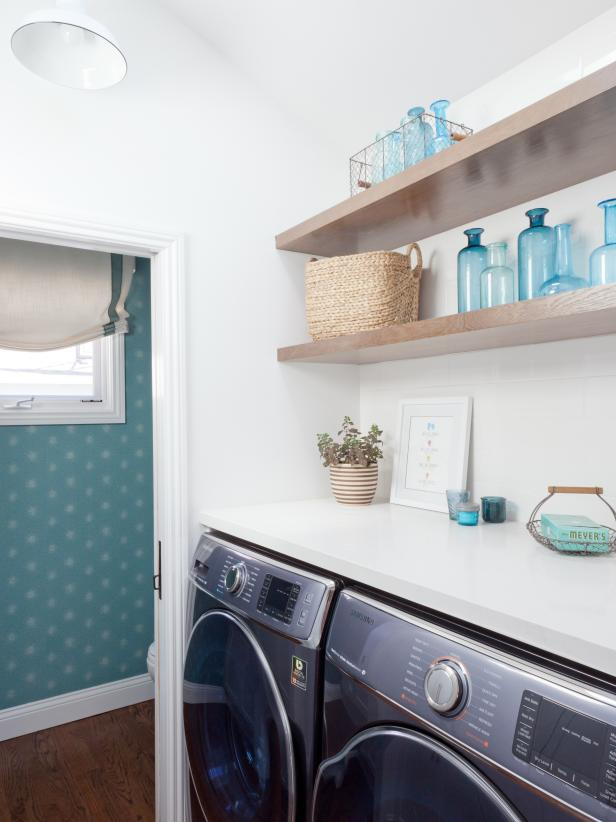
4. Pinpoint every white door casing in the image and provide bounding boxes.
[0,206,189,822]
